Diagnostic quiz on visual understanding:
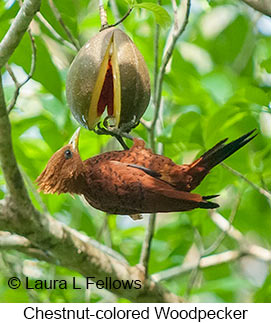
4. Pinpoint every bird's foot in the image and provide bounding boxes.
[117,115,140,133]
[94,117,136,150]
[94,115,139,138]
